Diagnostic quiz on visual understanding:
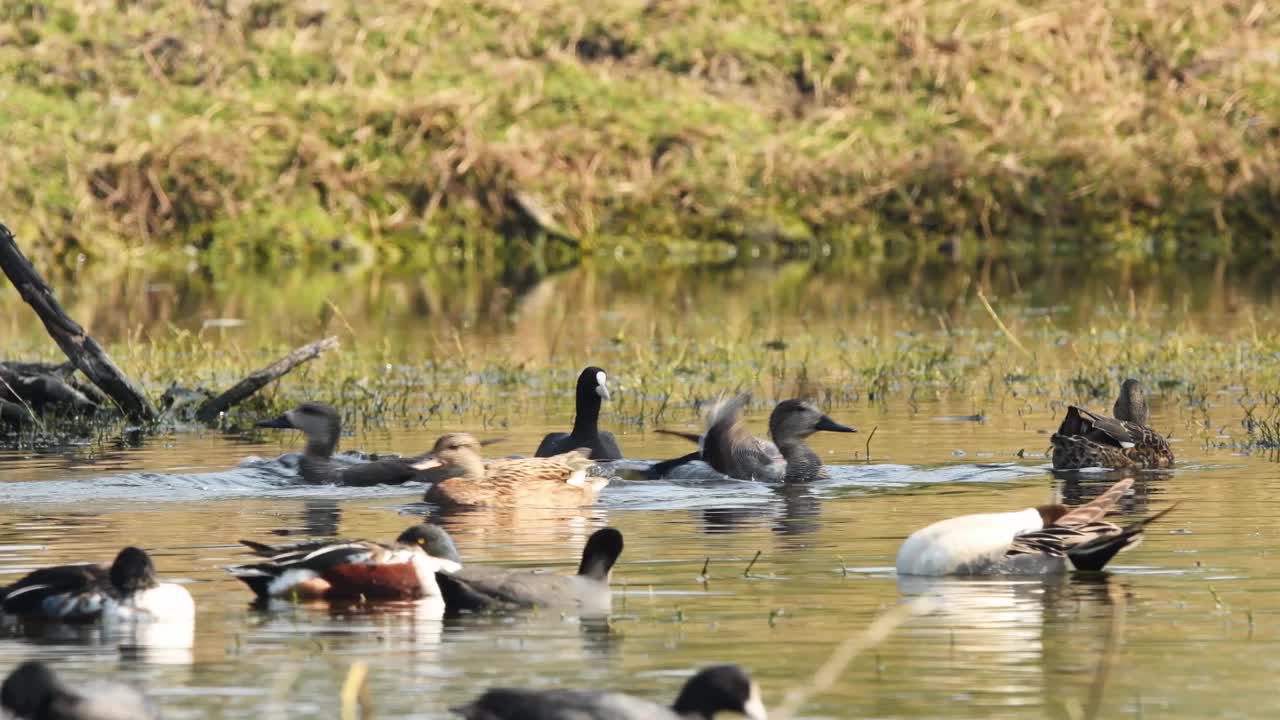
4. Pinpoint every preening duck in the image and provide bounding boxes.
[535,366,623,460]
[2,661,157,720]
[256,402,433,485]
[0,547,193,623]
[1050,379,1174,470]
[418,433,608,508]
[228,524,461,601]
[452,664,766,720]
[896,478,1176,576]
[653,395,855,482]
